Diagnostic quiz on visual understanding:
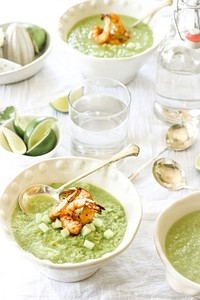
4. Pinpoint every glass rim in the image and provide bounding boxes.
[68,77,131,118]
